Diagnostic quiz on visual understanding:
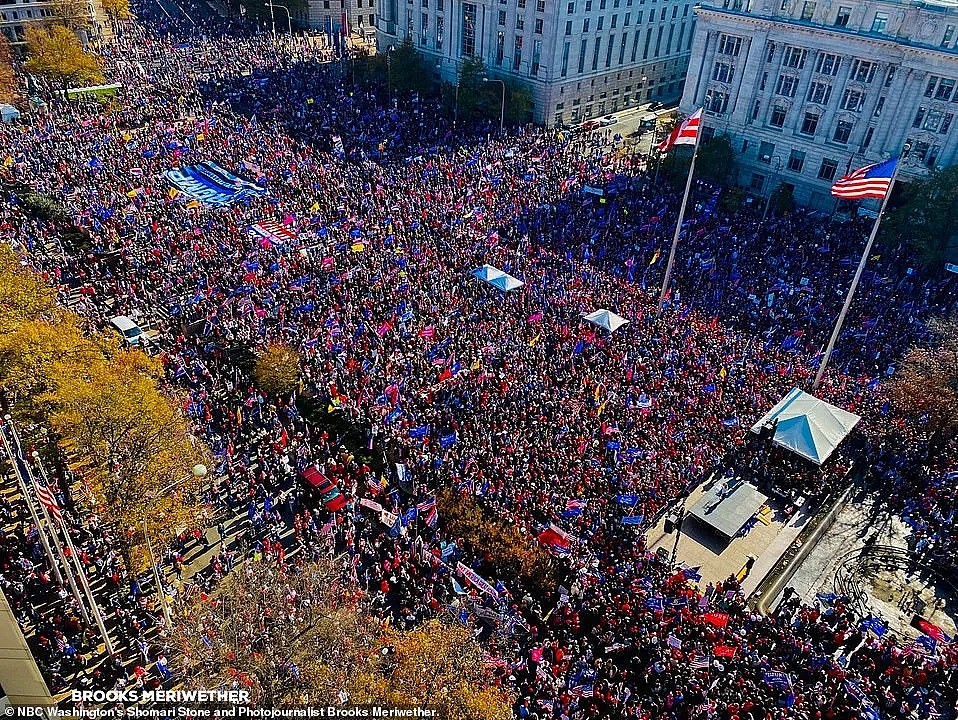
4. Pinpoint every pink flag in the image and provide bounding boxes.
[528,312,543,324]
[419,326,435,339]
[377,321,392,337]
